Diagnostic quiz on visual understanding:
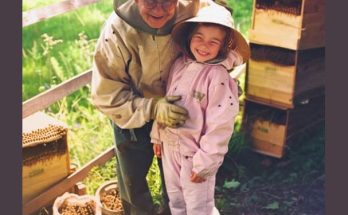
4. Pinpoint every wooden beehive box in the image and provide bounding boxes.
[22,112,70,205]
[249,0,325,50]
[242,96,324,158]
[245,43,325,108]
